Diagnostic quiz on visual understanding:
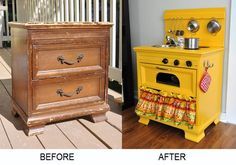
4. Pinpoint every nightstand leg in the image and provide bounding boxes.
[138,117,150,125]
[214,118,220,125]
[184,131,205,143]
[89,113,108,123]
[24,125,45,136]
